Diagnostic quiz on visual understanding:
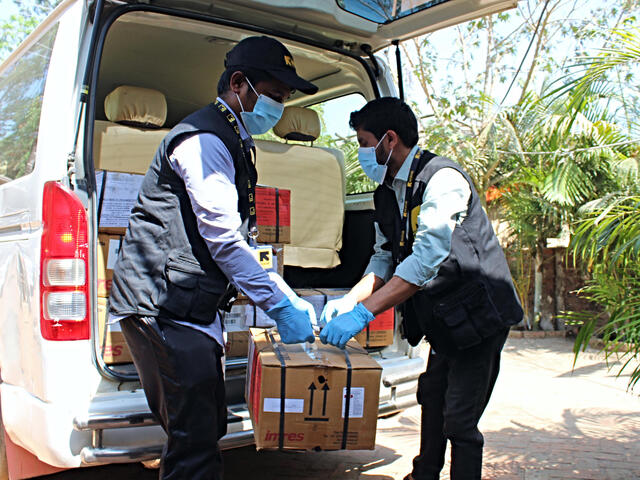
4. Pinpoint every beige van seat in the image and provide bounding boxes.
[93,86,170,174]
[255,107,345,269]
